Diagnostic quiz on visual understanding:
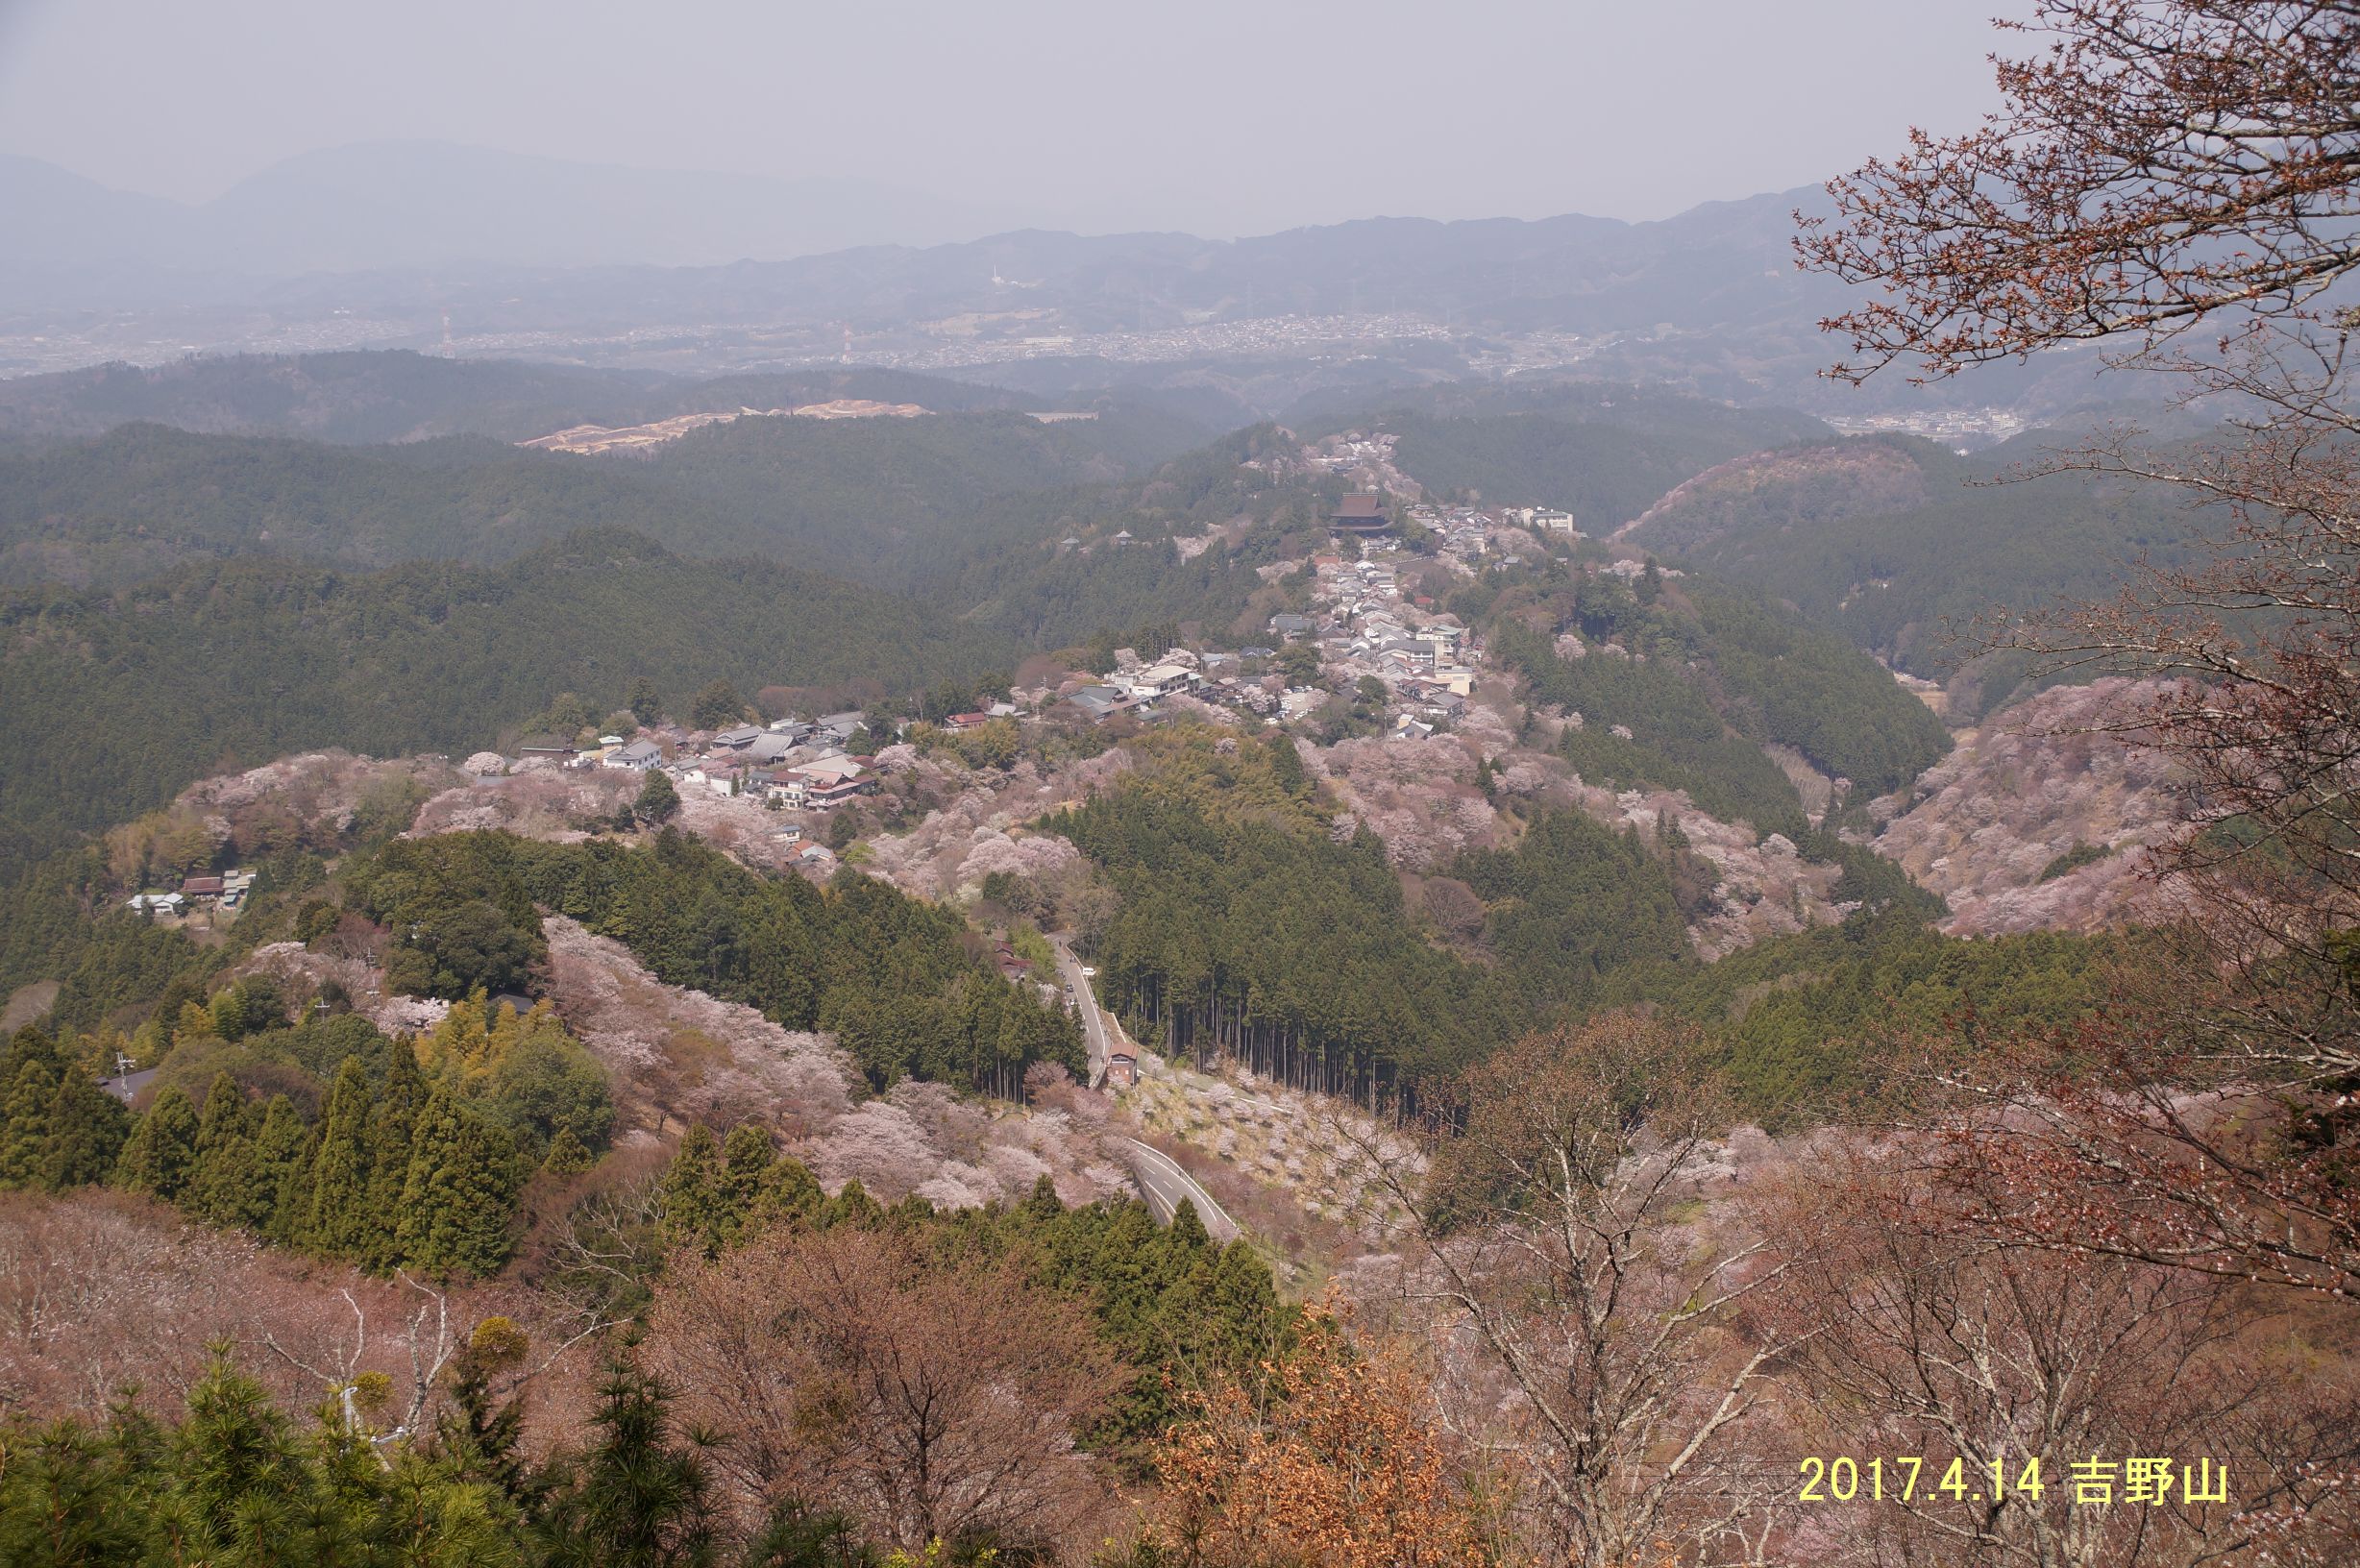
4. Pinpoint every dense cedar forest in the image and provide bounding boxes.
[0,400,1210,591]
[1478,568,1953,826]
[0,404,1208,588]
[1049,727,2113,1124]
